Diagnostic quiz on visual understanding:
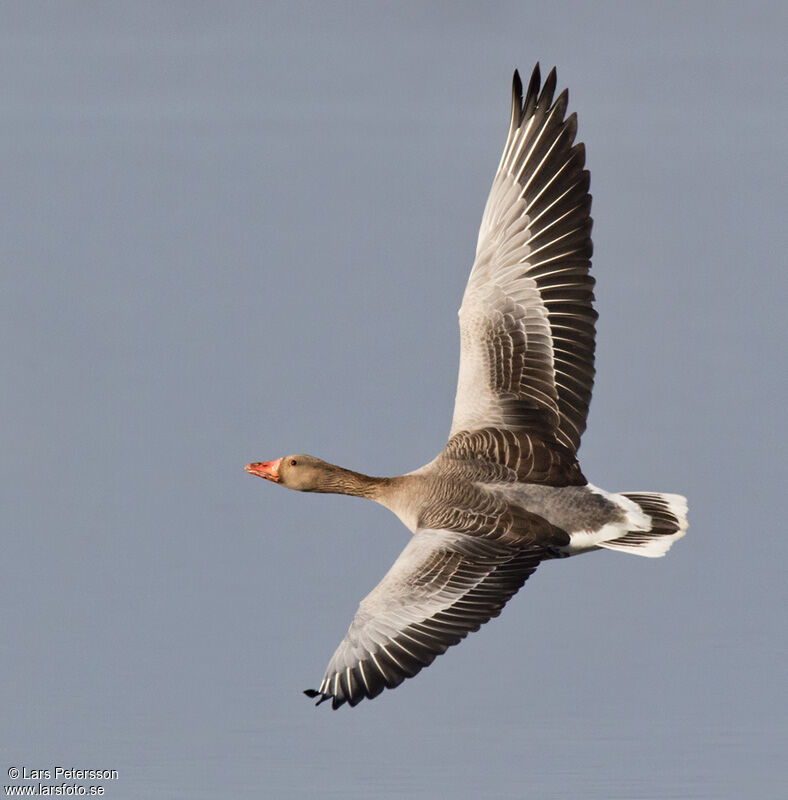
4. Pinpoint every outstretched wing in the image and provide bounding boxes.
[450,65,596,460]
[305,529,544,709]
